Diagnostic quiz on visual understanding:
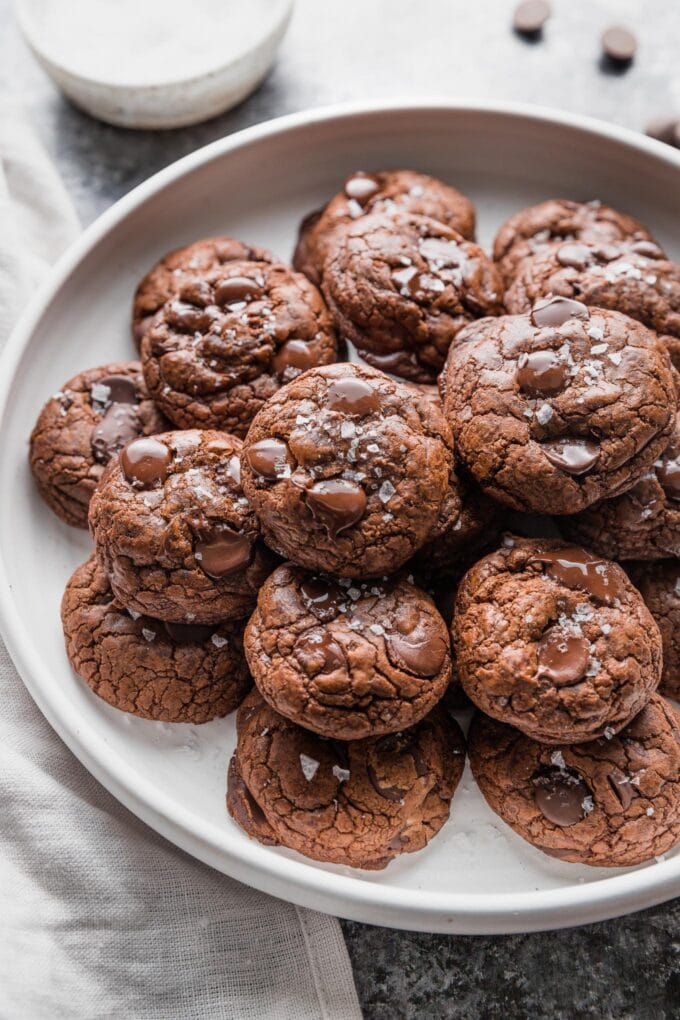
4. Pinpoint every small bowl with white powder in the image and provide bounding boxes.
[15,0,294,129]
